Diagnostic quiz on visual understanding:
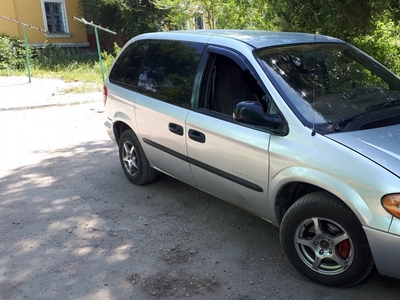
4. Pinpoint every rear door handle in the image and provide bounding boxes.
[168,123,183,136]
[188,129,206,143]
